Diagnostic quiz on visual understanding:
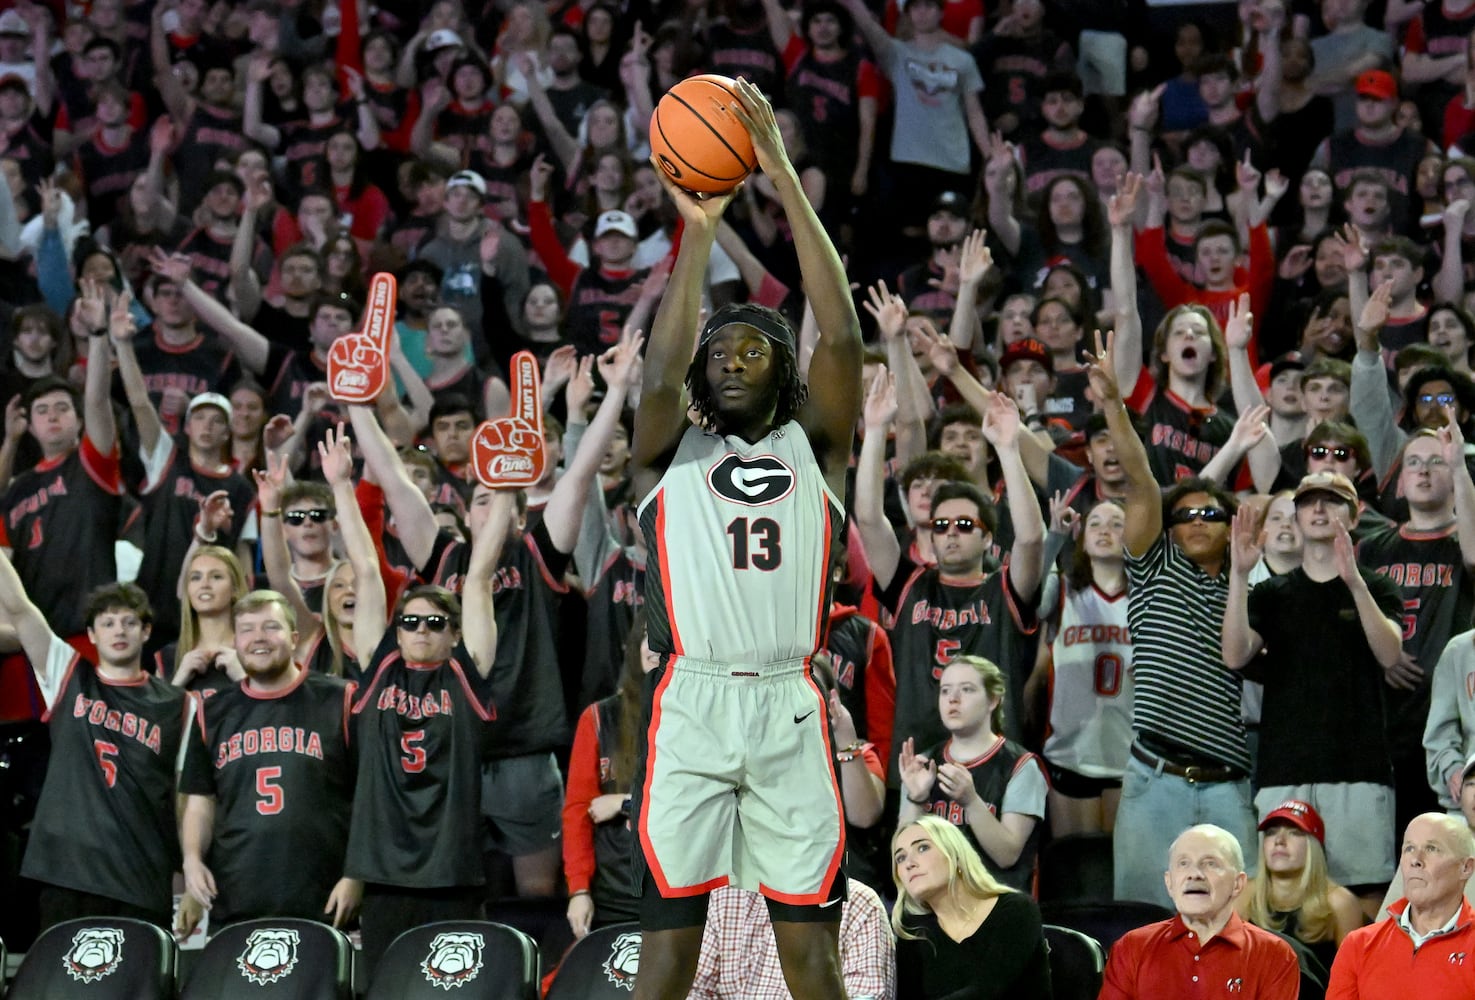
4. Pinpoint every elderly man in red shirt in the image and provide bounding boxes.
[1100,824,1300,1000]
[1328,813,1475,999]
